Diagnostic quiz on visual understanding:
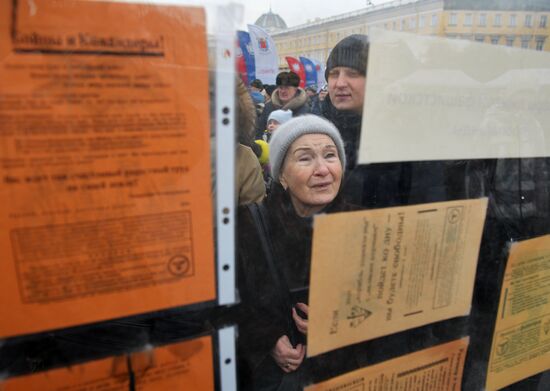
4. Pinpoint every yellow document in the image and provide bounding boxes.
[0,1,215,337]
[306,337,469,391]
[359,28,550,164]
[308,199,487,357]
[486,235,550,390]
[0,335,215,390]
